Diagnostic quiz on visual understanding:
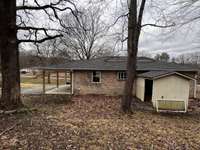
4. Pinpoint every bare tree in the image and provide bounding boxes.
[20,41,69,69]
[121,0,175,113]
[121,0,146,112]
[154,52,170,62]
[0,0,77,110]
[61,5,113,60]
[138,51,152,58]
[176,54,187,64]
[0,0,22,110]
[176,52,200,64]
